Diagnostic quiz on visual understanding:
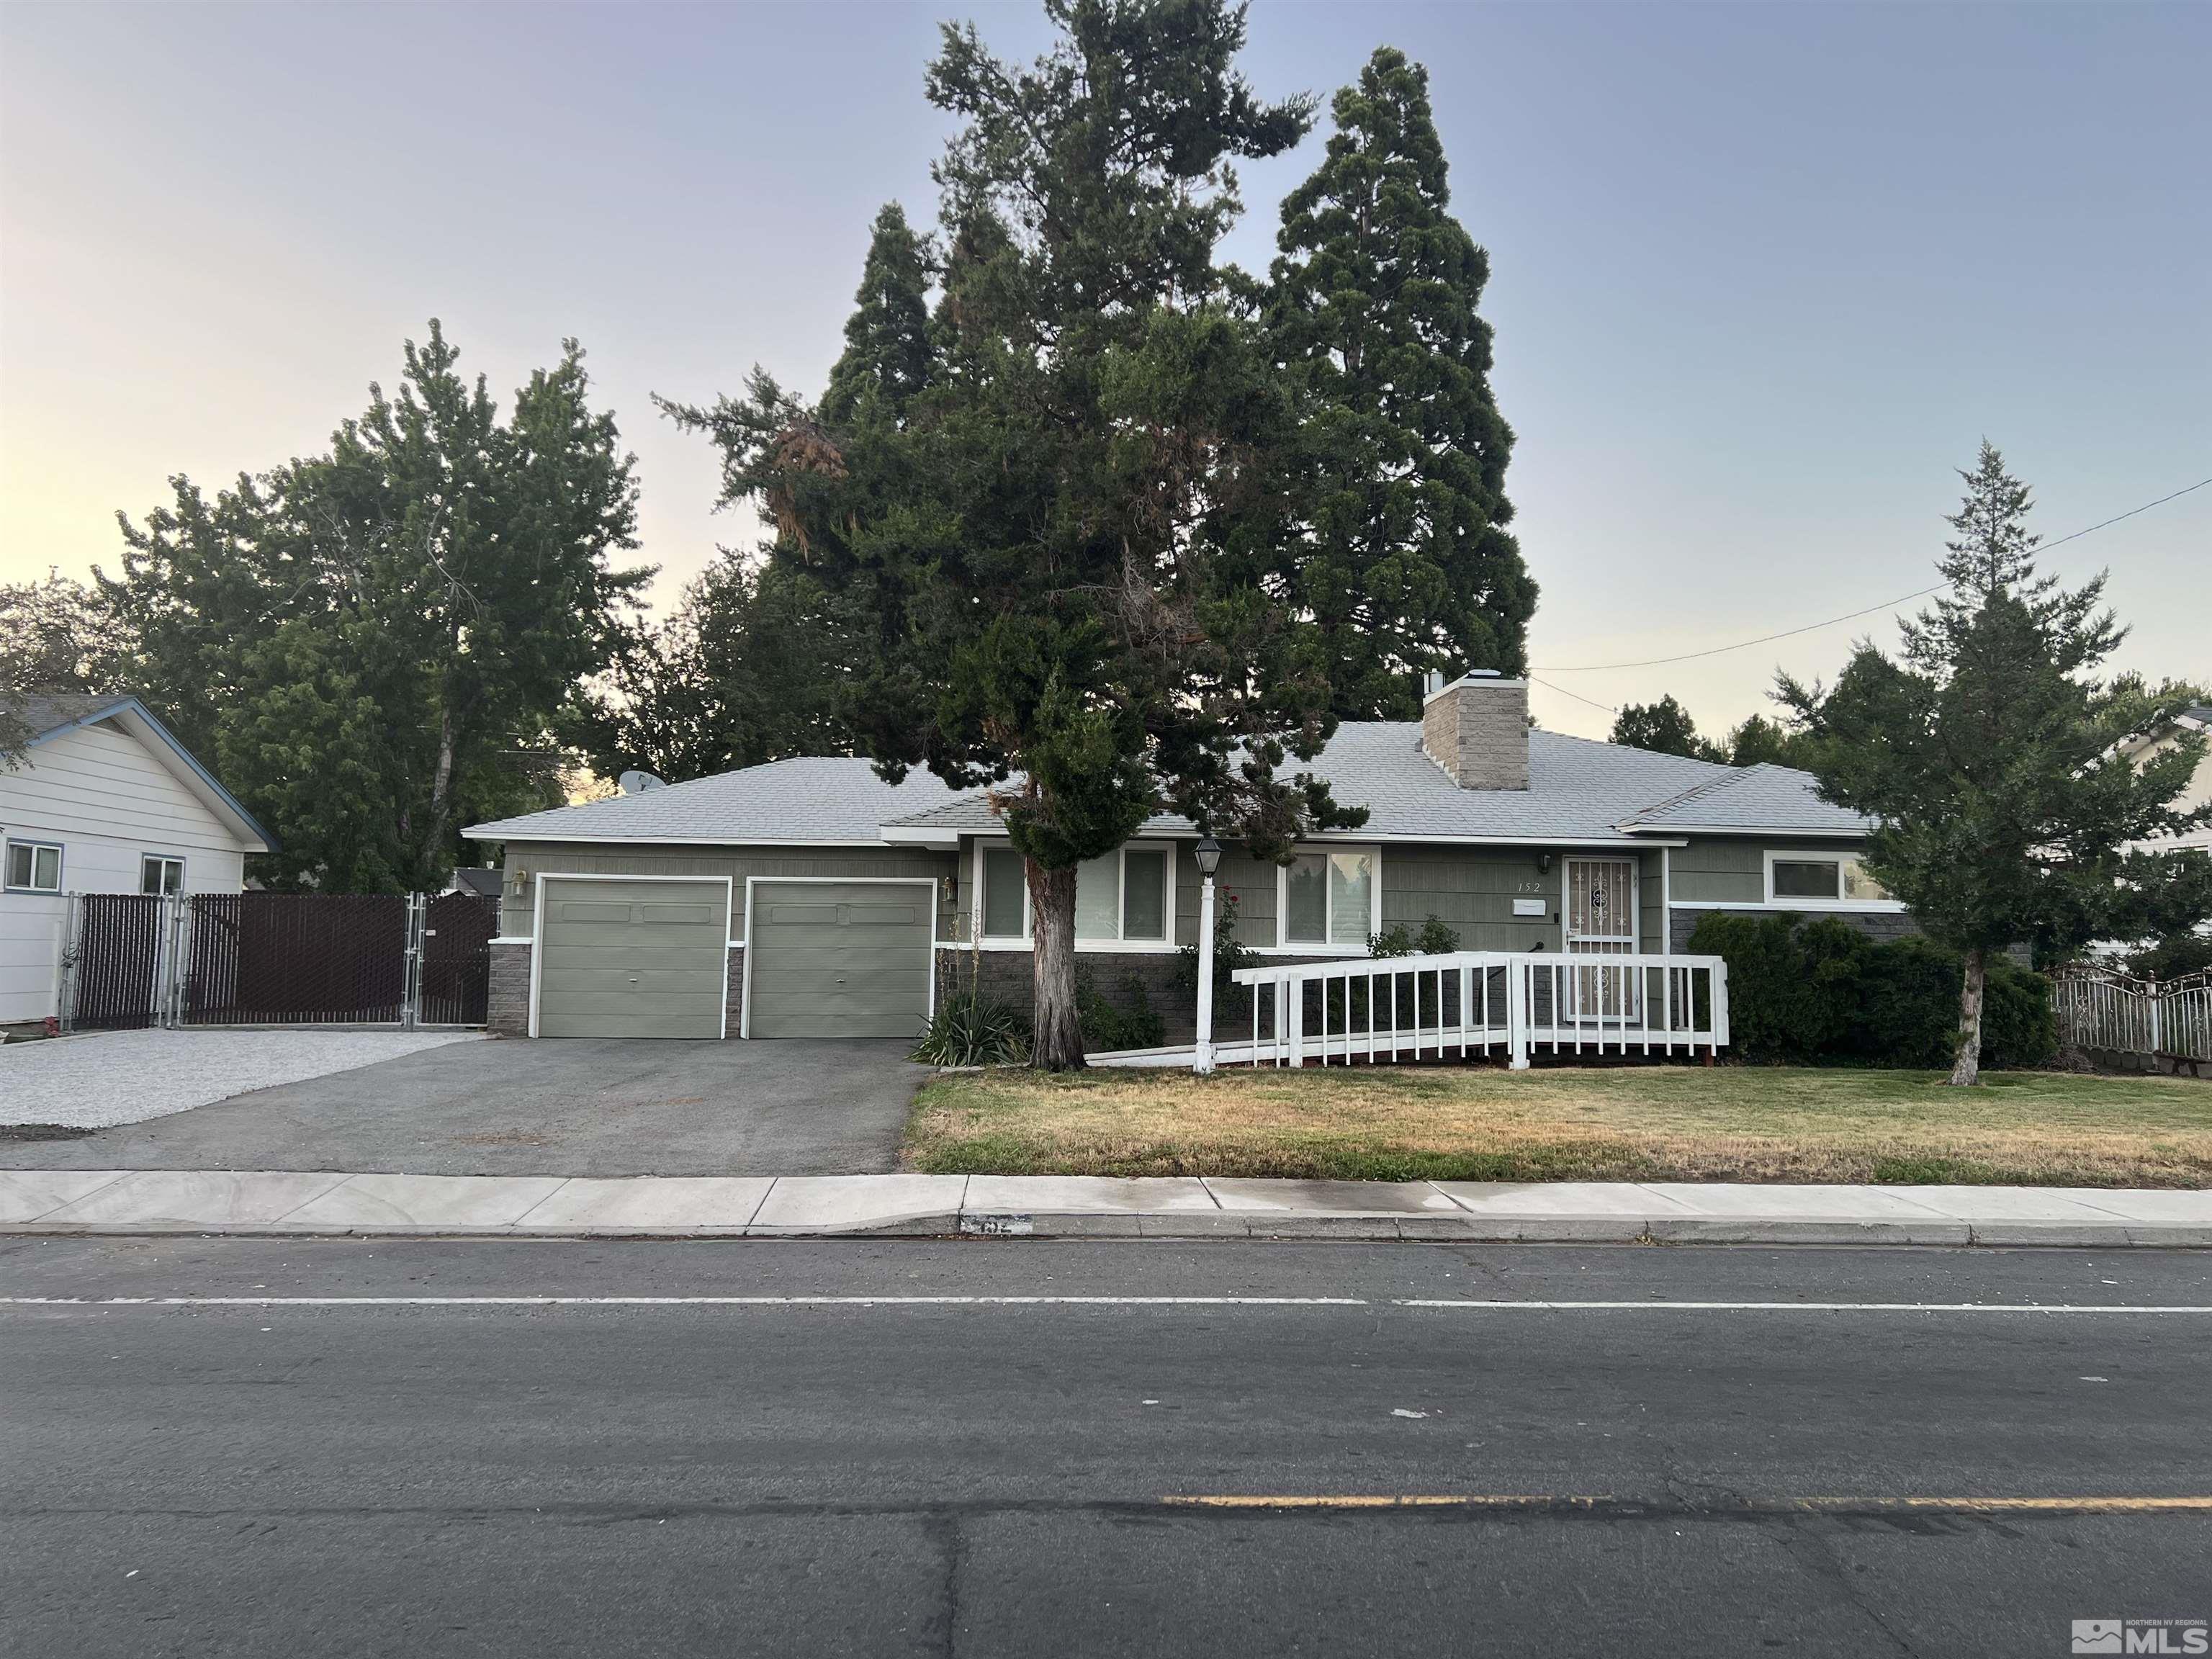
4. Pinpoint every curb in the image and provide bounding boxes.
[5,1215,2208,1246]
